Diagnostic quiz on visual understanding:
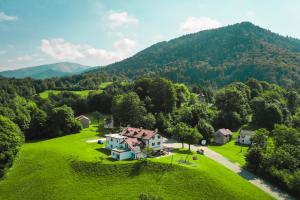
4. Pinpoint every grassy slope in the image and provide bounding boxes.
[0,125,272,200]
[39,90,94,98]
[38,82,113,99]
[208,132,248,166]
